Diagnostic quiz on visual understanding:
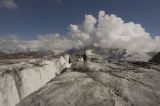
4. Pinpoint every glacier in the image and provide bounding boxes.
[16,59,160,106]
[16,51,160,106]
[0,50,160,106]
[0,54,72,106]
